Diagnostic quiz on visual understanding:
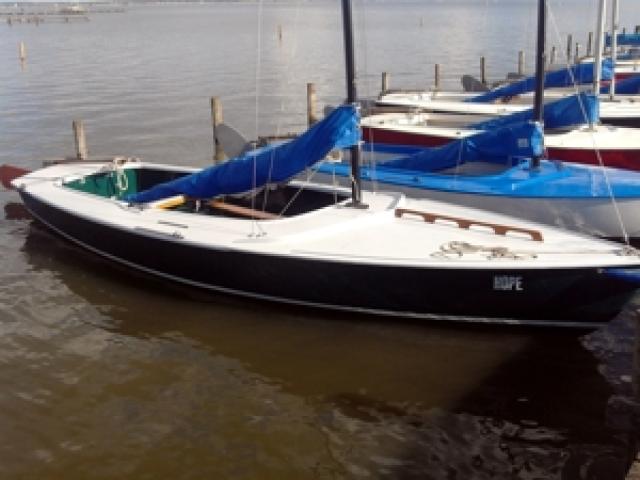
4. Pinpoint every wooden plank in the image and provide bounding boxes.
[208,200,279,220]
